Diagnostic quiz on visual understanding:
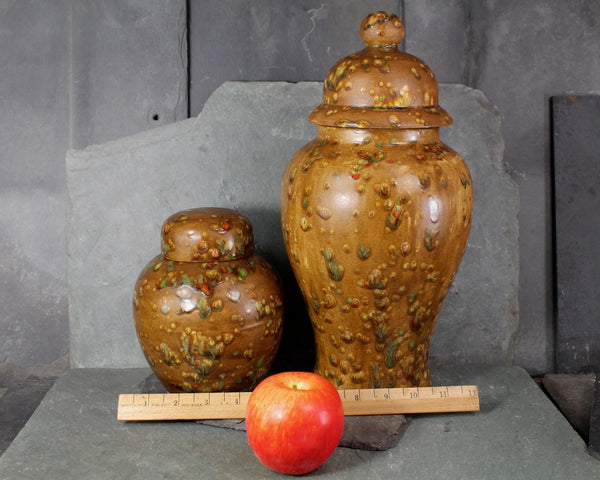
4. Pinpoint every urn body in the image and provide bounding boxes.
[281,127,472,388]
[133,208,284,393]
[281,11,473,388]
